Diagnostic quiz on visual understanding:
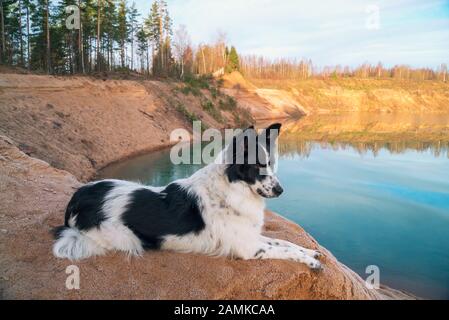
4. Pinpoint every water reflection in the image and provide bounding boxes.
[98,112,449,299]
[277,113,449,158]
